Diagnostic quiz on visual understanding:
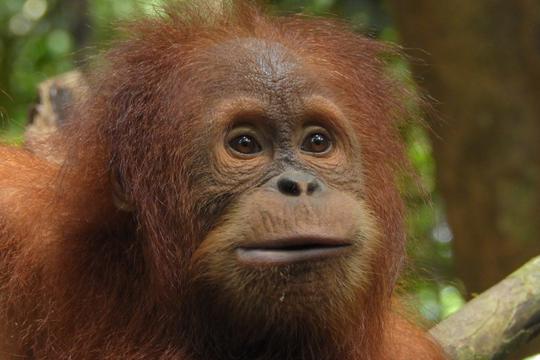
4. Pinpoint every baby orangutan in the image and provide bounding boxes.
[0,1,445,359]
